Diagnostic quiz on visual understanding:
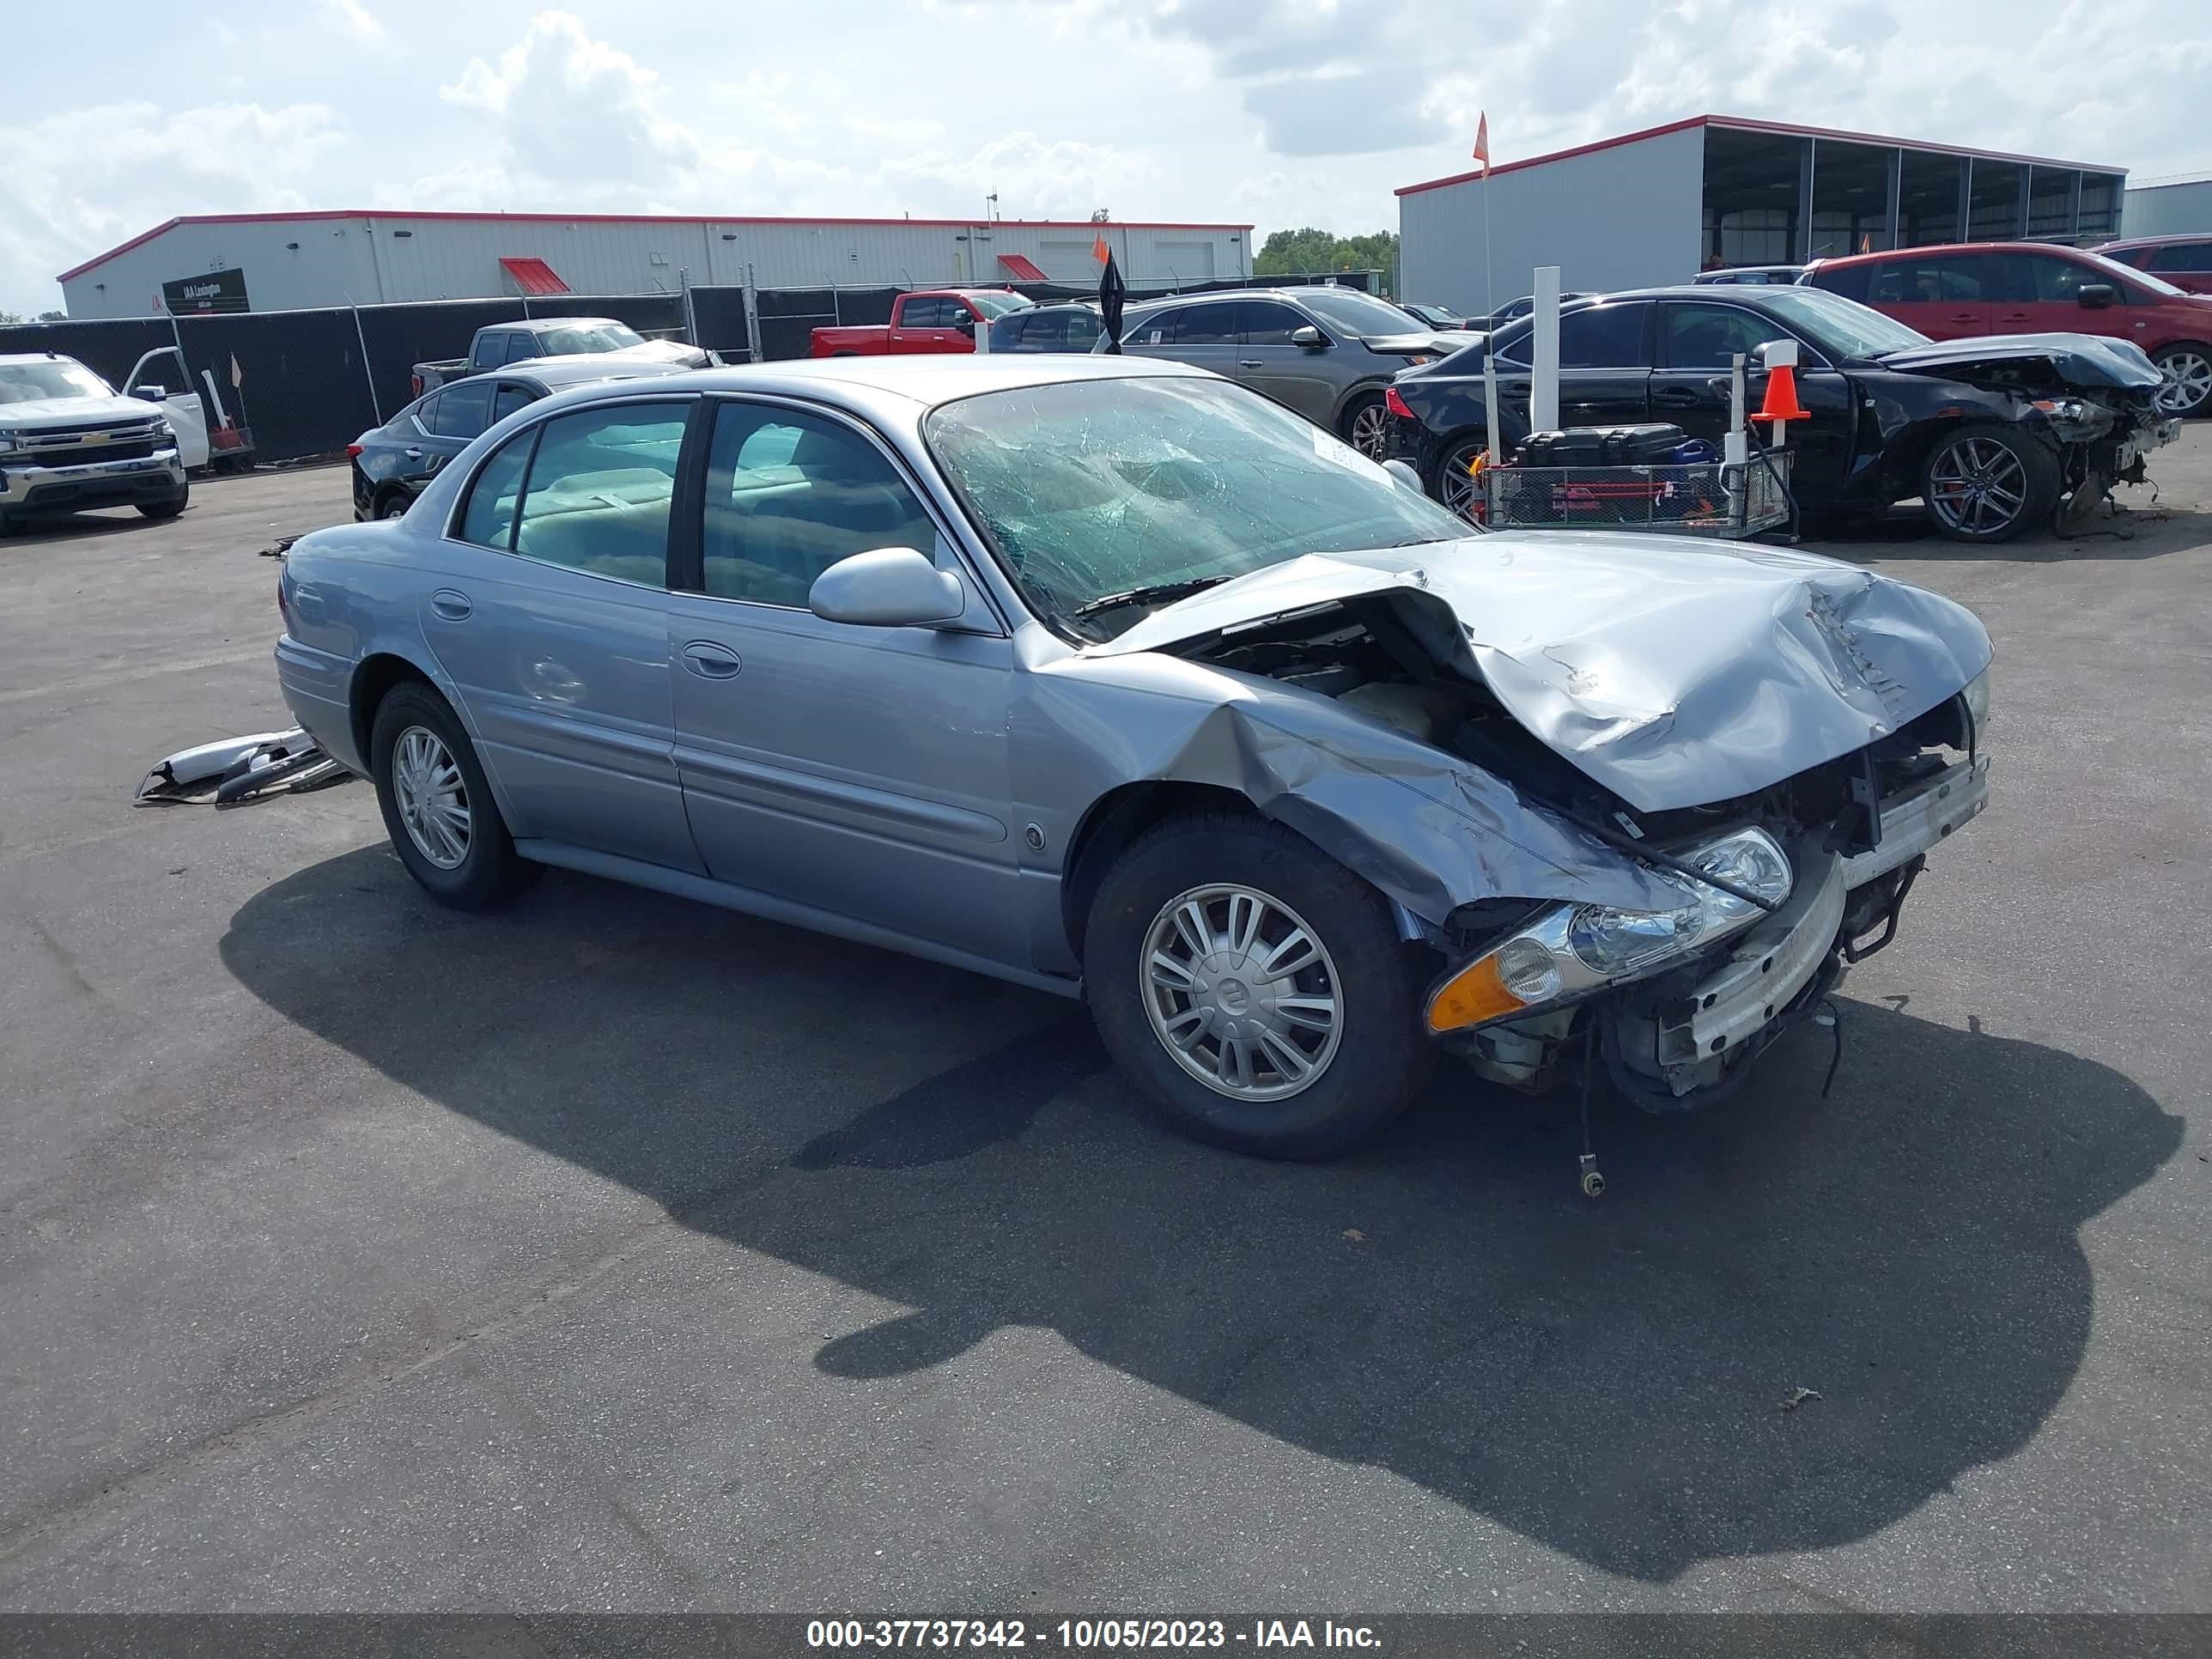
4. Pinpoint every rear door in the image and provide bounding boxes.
[1487,301,1654,432]
[1231,298,1337,423]
[420,397,702,872]
[1863,252,1994,339]
[1125,300,1241,380]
